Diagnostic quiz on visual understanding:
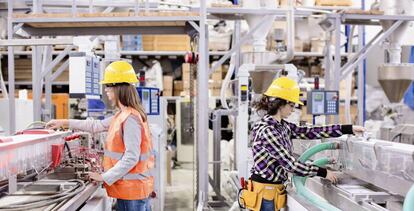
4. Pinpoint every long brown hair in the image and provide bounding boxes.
[112,83,147,122]
[253,96,288,115]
